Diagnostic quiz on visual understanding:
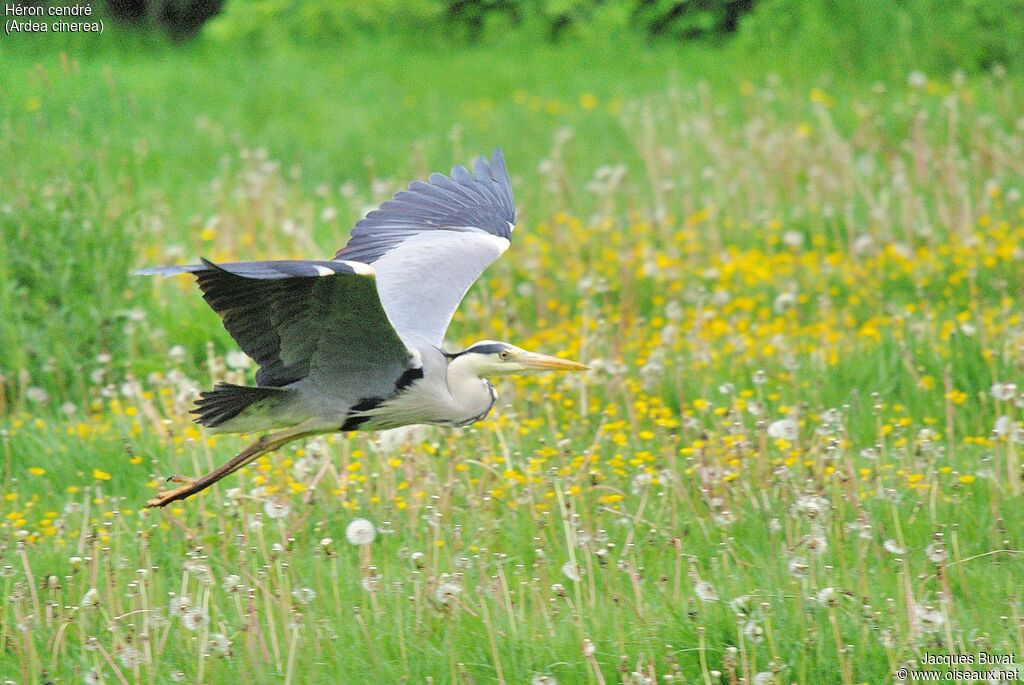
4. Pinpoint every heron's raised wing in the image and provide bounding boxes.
[138,259,419,396]
[335,148,515,347]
